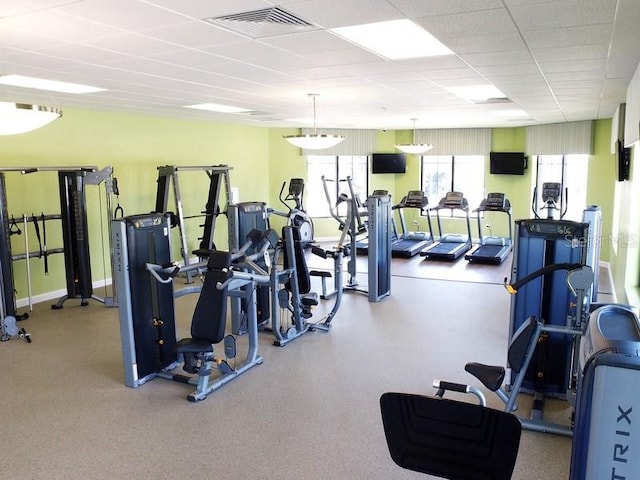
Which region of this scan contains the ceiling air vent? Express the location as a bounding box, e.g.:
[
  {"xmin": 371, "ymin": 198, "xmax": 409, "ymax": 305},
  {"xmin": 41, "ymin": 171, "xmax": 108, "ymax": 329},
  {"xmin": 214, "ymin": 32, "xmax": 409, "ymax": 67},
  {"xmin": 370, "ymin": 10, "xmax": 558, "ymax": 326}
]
[
  {"xmin": 474, "ymin": 97, "xmax": 512, "ymax": 105},
  {"xmin": 203, "ymin": 7, "xmax": 315, "ymax": 39}
]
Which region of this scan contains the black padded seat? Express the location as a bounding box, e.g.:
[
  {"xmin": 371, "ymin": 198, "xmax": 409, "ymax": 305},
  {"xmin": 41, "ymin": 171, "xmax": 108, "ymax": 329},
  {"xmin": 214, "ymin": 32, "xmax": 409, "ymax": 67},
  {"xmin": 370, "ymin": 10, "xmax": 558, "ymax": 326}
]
[
  {"xmin": 301, "ymin": 292, "xmax": 319, "ymax": 307},
  {"xmin": 465, "ymin": 316, "xmax": 539, "ymax": 393},
  {"xmin": 174, "ymin": 251, "xmax": 231, "ymax": 358},
  {"xmin": 309, "ymin": 270, "xmax": 331, "ymax": 278},
  {"xmin": 175, "ymin": 338, "xmax": 214, "ymax": 354},
  {"xmin": 380, "ymin": 392, "xmax": 522, "ymax": 480},
  {"xmin": 465, "ymin": 362, "xmax": 505, "ymax": 392}
]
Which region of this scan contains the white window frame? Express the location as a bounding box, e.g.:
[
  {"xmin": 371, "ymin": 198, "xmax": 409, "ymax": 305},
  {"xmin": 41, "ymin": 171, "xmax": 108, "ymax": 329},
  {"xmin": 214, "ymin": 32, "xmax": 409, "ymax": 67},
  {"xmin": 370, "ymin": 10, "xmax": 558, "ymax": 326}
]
[{"xmin": 421, "ymin": 154, "xmax": 485, "ymax": 218}]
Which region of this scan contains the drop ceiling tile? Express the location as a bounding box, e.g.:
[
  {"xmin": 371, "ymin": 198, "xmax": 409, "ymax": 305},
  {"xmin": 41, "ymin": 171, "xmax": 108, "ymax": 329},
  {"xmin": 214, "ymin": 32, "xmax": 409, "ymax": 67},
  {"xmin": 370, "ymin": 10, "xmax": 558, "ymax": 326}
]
[
  {"xmin": 148, "ymin": 49, "xmax": 230, "ymax": 69},
  {"xmin": 522, "ymin": 24, "xmax": 613, "ymax": 49},
  {"xmin": 507, "ymin": 0, "xmax": 615, "ymax": 30},
  {"xmin": 387, "ymin": 0, "xmax": 504, "ymax": 17},
  {"xmin": 0, "ymin": 25, "xmax": 68, "ymax": 50},
  {"xmin": 545, "ymin": 70, "xmax": 605, "ymax": 82},
  {"xmin": 606, "ymin": 58, "xmax": 640, "ymax": 79},
  {"xmin": 0, "ymin": 50, "xmax": 81, "ymax": 71},
  {"xmin": 37, "ymin": 43, "xmax": 133, "ymax": 64},
  {"xmin": 57, "ymin": 0, "xmax": 189, "ymax": 31},
  {"xmin": 531, "ymin": 44, "xmax": 609, "ymax": 62},
  {"xmin": 0, "ymin": 0, "xmax": 42, "ymax": 16},
  {"xmin": 416, "ymin": 8, "xmax": 516, "ymax": 42},
  {"xmin": 0, "ymin": 10, "xmax": 122, "ymax": 43},
  {"xmin": 141, "ymin": 19, "xmax": 244, "ymax": 48},
  {"xmin": 404, "ymin": 55, "xmax": 469, "ymax": 72},
  {"xmin": 443, "ymin": 33, "xmax": 527, "ymax": 55},
  {"xmin": 540, "ymin": 58, "xmax": 606, "ymax": 74},
  {"xmin": 84, "ymin": 33, "xmax": 185, "ymax": 57},
  {"xmin": 199, "ymin": 40, "xmax": 321, "ymax": 71},
  {"xmin": 476, "ymin": 62, "xmax": 540, "ymax": 77},
  {"xmin": 289, "ymin": 47, "xmax": 382, "ymax": 68},
  {"xmin": 261, "ymin": 30, "xmax": 360, "ymax": 55},
  {"xmin": 420, "ymin": 68, "xmax": 485, "ymax": 82},
  {"xmin": 459, "ymin": 50, "xmax": 533, "ymax": 67}
]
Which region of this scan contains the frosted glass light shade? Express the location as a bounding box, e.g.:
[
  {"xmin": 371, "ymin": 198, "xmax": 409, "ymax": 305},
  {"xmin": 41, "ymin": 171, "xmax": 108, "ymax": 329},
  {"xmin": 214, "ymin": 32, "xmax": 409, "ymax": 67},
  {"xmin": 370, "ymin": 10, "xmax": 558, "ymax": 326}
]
[
  {"xmin": 395, "ymin": 143, "xmax": 434, "ymax": 154},
  {"xmin": 0, "ymin": 102, "xmax": 61, "ymax": 135},
  {"xmin": 284, "ymin": 134, "xmax": 345, "ymax": 150}
]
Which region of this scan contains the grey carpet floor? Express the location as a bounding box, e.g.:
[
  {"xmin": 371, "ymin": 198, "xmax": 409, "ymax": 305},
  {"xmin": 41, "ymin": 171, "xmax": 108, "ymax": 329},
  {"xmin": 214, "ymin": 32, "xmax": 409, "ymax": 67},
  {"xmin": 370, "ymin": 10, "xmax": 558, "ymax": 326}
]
[{"xmin": 0, "ymin": 275, "xmax": 572, "ymax": 480}]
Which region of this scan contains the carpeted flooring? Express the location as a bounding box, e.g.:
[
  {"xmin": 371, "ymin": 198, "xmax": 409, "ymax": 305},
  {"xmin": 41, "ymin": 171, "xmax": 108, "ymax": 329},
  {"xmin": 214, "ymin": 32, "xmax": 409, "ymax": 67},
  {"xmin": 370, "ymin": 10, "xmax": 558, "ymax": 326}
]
[{"xmin": 0, "ymin": 266, "xmax": 578, "ymax": 480}]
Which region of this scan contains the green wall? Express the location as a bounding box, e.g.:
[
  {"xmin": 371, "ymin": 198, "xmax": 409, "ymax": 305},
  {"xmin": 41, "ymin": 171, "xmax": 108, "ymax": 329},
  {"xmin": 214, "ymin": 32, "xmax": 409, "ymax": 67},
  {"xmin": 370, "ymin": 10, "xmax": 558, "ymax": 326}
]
[
  {"xmin": 0, "ymin": 107, "xmax": 631, "ymax": 305},
  {"xmin": 0, "ymin": 107, "xmax": 272, "ymax": 302}
]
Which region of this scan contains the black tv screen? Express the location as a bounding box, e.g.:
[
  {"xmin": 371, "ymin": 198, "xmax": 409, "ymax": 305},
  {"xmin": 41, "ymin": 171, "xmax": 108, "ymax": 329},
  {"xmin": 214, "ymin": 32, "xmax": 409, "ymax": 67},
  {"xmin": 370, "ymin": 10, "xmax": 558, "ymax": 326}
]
[
  {"xmin": 489, "ymin": 152, "xmax": 526, "ymax": 175},
  {"xmin": 372, "ymin": 153, "xmax": 406, "ymax": 174}
]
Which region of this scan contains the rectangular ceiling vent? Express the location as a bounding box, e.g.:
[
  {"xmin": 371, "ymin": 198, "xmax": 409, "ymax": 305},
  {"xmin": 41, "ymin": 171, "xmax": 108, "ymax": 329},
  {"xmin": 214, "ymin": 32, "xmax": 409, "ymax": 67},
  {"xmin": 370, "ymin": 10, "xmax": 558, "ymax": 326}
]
[
  {"xmin": 203, "ymin": 7, "xmax": 315, "ymax": 39},
  {"xmin": 474, "ymin": 97, "xmax": 512, "ymax": 105}
]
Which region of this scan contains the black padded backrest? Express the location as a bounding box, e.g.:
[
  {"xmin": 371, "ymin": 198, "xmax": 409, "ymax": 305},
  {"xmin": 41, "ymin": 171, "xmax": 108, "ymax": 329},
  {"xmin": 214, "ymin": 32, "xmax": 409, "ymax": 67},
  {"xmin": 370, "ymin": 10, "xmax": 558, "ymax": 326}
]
[
  {"xmin": 191, "ymin": 251, "xmax": 230, "ymax": 344},
  {"xmin": 380, "ymin": 392, "xmax": 521, "ymax": 480},
  {"xmin": 282, "ymin": 225, "xmax": 311, "ymax": 294},
  {"xmin": 507, "ymin": 316, "xmax": 538, "ymax": 374}
]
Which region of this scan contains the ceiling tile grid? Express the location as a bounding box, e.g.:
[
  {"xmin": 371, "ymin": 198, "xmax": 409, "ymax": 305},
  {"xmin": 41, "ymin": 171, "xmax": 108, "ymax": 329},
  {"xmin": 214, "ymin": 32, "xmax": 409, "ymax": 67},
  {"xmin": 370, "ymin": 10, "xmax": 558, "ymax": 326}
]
[{"xmin": 0, "ymin": 0, "xmax": 637, "ymax": 129}]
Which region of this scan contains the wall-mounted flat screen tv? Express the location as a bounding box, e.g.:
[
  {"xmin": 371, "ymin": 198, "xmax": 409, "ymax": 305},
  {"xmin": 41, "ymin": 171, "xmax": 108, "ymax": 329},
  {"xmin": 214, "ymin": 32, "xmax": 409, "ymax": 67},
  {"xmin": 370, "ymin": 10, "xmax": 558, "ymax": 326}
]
[
  {"xmin": 616, "ymin": 140, "xmax": 631, "ymax": 181},
  {"xmin": 489, "ymin": 152, "xmax": 527, "ymax": 175},
  {"xmin": 371, "ymin": 153, "xmax": 407, "ymax": 174}
]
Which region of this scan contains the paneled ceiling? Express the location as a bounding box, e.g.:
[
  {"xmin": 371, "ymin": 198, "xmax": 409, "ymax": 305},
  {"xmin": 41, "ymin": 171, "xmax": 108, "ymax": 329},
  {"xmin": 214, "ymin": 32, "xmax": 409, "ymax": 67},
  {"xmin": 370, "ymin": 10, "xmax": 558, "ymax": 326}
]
[{"xmin": 0, "ymin": 0, "xmax": 638, "ymax": 130}]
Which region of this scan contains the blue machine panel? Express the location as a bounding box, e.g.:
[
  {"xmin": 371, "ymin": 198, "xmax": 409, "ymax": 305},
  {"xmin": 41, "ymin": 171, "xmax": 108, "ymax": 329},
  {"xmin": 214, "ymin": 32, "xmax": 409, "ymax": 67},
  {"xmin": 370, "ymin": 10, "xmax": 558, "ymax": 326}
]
[{"xmin": 510, "ymin": 219, "xmax": 588, "ymax": 395}]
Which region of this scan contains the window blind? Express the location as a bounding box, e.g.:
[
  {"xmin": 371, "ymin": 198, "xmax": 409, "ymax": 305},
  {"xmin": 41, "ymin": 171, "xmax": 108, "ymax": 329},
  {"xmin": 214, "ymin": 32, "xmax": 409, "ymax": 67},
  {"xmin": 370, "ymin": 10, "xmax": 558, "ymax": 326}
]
[
  {"xmin": 526, "ymin": 120, "xmax": 594, "ymax": 155},
  {"xmin": 300, "ymin": 128, "xmax": 377, "ymax": 155},
  {"xmin": 414, "ymin": 128, "xmax": 491, "ymax": 155}
]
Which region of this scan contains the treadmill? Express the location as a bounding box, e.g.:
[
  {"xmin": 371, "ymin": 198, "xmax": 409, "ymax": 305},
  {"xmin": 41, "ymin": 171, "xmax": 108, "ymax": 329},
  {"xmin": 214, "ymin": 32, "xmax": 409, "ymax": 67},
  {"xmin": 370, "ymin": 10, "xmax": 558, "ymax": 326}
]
[
  {"xmin": 465, "ymin": 192, "xmax": 512, "ymax": 264},
  {"xmin": 420, "ymin": 191, "xmax": 472, "ymax": 261},
  {"xmin": 390, "ymin": 190, "xmax": 433, "ymax": 258}
]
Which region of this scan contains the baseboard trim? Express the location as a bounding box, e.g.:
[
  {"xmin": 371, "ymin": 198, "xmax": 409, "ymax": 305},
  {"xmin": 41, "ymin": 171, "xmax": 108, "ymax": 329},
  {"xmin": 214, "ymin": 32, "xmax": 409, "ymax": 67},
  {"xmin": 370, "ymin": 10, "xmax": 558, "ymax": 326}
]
[{"xmin": 16, "ymin": 278, "xmax": 113, "ymax": 308}]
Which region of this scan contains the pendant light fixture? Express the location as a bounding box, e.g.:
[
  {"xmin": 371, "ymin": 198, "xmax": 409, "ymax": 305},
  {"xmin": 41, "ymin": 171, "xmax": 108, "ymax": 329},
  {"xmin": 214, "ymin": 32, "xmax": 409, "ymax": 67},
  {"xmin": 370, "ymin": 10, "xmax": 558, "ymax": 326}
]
[
  {"xmin": 395, "ymin": 118, "xmax": 433, "ymax": 154},
  {"xmin": 284, "ymin": 93, "xmax": 345, "ymax": 150},
  {"xmin": 0, "ymin": 102, "xmax": 62, "ymax": 135}
]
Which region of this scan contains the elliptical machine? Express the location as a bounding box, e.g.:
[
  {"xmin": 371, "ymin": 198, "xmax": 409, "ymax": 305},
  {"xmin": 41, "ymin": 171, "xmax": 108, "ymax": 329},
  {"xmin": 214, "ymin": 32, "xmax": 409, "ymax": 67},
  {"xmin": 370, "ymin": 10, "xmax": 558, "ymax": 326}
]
[
  {"xmin": 275, "ymin": 178, "xmax": 314, "ymax": 247},
  {"xmin": 533, "ymin": 181, "xmax": 568, "ymax": 219}
]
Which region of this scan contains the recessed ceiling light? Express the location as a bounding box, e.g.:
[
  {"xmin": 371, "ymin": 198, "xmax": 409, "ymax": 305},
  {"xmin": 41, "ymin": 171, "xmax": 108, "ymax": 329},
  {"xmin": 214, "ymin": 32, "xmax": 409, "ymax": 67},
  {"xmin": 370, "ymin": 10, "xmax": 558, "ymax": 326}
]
[
  {"xmin": 185, "ymin": 103, "xmax": 253, "ymax": 113},
  {"xmin": 330, "ymin": 19, "xmax": 454, "ymax": 60},
  {"xmin": 0, "ymin": 74, "xmax": 105, "ymax": 94},
  {"xmin": 446, "ymin": 85, "xmax": 508, "ymax": 103}
]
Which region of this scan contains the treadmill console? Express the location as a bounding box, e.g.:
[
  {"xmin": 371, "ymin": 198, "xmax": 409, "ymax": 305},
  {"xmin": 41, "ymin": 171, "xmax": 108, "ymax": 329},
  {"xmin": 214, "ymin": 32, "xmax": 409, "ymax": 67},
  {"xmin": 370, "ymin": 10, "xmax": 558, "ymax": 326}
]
[
  {"xmin": 403, "ymin": 190, "xmax": 428, "ymax": 208},
  {"xmin": 484, "ymin": 192, "xmax": 509, "ymax": 211},
  {"xmin": 442, "ymin": 191, "xmax": 465, "ymax": 208}
]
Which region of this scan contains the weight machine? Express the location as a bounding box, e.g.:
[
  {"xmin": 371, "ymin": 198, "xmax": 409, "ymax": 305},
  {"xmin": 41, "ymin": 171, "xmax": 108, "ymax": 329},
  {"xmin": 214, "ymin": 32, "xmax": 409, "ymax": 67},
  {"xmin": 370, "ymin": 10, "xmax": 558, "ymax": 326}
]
[
  {"xmin": 321, "ymin": 176, "xmax": 391, "ymax": 303},
  {"xmin": 227, "ymin": 202, "xmax": 345, "ymax": 345},
  {"xmin": 153, "ymin": 165, "xmax": 232, "ymax": 282},
  {"xmin": 0, "ymin": 166, "xmax": 118, "ymax": 342},
  {"xmin": 112, "ymin": 213, "xmax": 263, "ymax": 401}
]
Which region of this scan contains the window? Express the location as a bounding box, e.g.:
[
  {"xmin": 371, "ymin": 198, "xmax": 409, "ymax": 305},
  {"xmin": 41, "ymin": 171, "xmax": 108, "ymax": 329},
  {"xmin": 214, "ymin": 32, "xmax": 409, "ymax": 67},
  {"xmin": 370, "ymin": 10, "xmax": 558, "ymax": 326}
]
[
  {"xmin": 533, "ymin": 155, "xmax": 588, "ymax": 221},
  {"xmin": 421, "ymin": 155, "xmax": 485, "ymax": 216},
  {"xmin": 306, "ymin": 155, "xmax": 368, "ymax": 217}
]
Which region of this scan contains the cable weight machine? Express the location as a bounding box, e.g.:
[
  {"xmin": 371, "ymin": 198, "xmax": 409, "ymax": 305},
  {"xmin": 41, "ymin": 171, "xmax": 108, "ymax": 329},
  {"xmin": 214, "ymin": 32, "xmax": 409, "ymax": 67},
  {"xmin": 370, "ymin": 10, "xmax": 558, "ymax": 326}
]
[{"xmin": 0, "ymin": 166, "xmax": 118, "ymax": 342}]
